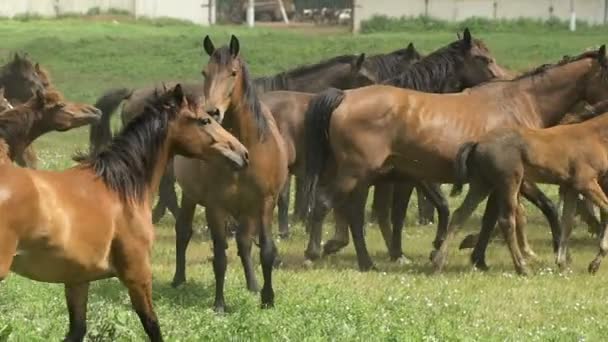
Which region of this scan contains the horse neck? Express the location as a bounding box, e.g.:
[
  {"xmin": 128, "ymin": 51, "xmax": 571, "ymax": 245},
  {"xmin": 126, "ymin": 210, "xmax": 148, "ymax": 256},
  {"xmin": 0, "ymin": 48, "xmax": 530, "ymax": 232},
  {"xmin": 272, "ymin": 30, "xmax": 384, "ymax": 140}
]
[
  {"xmin": 285, "ymin": 63, "xmax": 352, "ymax": 91},
  {"xmin": 0, "ymin": 109, "xmax": 35, "ymax": 160},
  {"xmin": 225, "ymin": 76, "xmax": 261, "ymax": 146},
  {"xmin": 518, "ymin": 59, "xmax": 595, "ymax": 127}
]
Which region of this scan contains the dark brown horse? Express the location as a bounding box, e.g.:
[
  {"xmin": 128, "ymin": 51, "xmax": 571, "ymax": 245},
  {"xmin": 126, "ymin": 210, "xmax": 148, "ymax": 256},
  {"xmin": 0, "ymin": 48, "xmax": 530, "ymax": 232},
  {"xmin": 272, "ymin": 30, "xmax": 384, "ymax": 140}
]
[
  {"xmin": 451, "ymin": 78, "xmax": 608, "ymax": 275},
  {"xmin": 0, "ymin": 88, "xmax": 101, "ymax": 164},
  {"xmin": 0, "ymin": 84, "xmax": 249, "ymax": 341},
  {"xmin": 88, "ymin": 53, "xmax": 368, "ymax": 224},
  {"xmin": 303, "ymin": 29, "xmax": 508, "ymax": 265},
  {"xmin": 172, "ymin": 36, "xmax": 288, "ymax": 312},
  {"xmin": 303, "ymin": 45, "xmax": 608, "ymax": 272}
]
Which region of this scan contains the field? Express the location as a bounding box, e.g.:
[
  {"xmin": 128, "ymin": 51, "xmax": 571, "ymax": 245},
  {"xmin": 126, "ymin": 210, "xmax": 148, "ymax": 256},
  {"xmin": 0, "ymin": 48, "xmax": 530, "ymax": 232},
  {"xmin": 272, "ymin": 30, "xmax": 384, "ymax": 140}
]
[{"xmin": 2, "ymin": 17, "xmax": 608, "ymax": 341}]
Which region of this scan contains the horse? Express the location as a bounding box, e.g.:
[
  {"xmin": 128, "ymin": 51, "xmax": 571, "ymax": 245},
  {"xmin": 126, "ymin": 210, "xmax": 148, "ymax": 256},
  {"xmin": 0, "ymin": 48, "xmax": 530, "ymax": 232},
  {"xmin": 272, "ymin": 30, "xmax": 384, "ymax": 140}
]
[
  {"xmin": 88, "ymin": 53, "xmax": 368, "ymax": 224},
  {"xmin": 309, "ymin": 29, "xmax": 512, "ymax": 263},
  {"xmin": 302, "ymin": 45, "xmax": 608, "ymax": 272},
  {"xmin": 302, "ymin": 28, "xmax": 509, "ymax": 267},
  {"xmin": 172, "ymin": 35, "xmax": 288, "ymax": 312},
  {"xmin": 0, "ymin": 88, "xmax": 101, "ymax": 164},
  {"xmin": 457, "ymin": 99, "xmax": 608, "ymax": 250},
  {"xmin": 0, "ymin": 87, "xmax": 14, "ymax": 112},
  {"xmin": 265, "ymin": 43, "xmax": 423, "ymax": 238},
  {"xmin": 0, "ymin": 53, "xmax": 55, "ymax": 168},
  {"xmin": 451, "ymin": 89, "xmax": 608, "ymax": 275},
  {"xmin": 0, "ymin": 84, "xmax": 249, "ymax": 341}
]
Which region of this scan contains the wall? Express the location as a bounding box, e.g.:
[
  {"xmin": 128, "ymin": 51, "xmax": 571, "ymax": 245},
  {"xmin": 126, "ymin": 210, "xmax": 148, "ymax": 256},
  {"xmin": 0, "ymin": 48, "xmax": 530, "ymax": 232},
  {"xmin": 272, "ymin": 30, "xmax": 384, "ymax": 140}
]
[
  {"xmin": 0, "ymin": 0, "xmax": 210, "ymax": 25},
  {"xmin": 353, "ymin": 0, "xmax": 608, "ymax": 32}
]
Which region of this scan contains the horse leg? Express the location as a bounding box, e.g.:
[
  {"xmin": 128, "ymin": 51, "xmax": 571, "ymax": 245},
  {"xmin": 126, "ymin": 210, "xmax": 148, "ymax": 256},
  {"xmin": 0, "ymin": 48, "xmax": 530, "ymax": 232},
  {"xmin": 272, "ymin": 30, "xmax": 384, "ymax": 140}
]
[
  {"xmin": 417, "ymin": 187, "xmax": 435, "ymax": 225},
  {"xmin": 373, "ymin": 182, "xmax": 394, "ymax": 255},
  {"xmin": 496, "ymin": 185, "xmax": 529, "ymax": 275},
  {"xmin": 152, "ymin": 162, "xmax": 179, "ymax": 224},
  {"xmin": 206, "ymin": 206, "xmax": 229, "ymax": 313},
  {"xmin": 520, "ymin": 181, "xmax": 561, "ymax": 253},
  {"xmin": 293, "ymin": 177, "xmax": 307, "ymax": 223},
  {"xmin": 304, "ymin": 195, "xmax": 331, "ymax": 261},
  {"xmin": 416, "ymin": 182, "xmax": 449, "ymax": 250},
  {"xmin": 323, "ymin": 207, "xmax": 352, "ymax": 256},
  {"xmin": 171, "ymin": 195, "xmax": 196, "ymax": 288},
  {"xmin": 0, "ymin": 229, "xmax": 16, "ymax": 282},
  {"xmin": 63, "ymin": 283, "xmax": 90, "ymax": 342},
  {"xmin": 514, "ymin": 202, "xmax": 537, "ymax": 261},
  {"xmin": 578, "ymin": 180, "xmax": 608, "ymax": 274},
  {"xmin": 556, "ymin": 188, "xmax": 577, "ymax": 270},
  {"xmin": 277, "ymin": 177, "xmax": 291, "ymax": 239},
  {"xmin": 577, "ymin": 197, "xmax": 602, "ymax": 236},
  {"xmin": 432, "ymin": 181, "xmax": 490, "ymax": 272},
  {"xmin": 259, "ymin": 199, "xmax": 278, "ymax": 308},
  {"xmin": 115, "ymin": 248, "xmax": 162, "ymax": 341},
  {"xmin": 236, "ymin": 218, "xmax": 260, "ymax": 293},
  {"xmin": 341, "ymin": 186, "xmax": 376, "ymax": 271},
  {"xmin": 471, "ymin": 192, "xmax": 500, "ymax": 271},
  {"xmin": 389, "ymin": 182, "xmax": 414, "ymax": 262}
]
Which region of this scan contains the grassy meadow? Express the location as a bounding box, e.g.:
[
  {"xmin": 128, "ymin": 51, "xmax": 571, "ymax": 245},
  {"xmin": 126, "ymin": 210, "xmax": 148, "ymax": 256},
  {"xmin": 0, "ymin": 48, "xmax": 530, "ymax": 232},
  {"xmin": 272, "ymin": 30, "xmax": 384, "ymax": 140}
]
[{"xmin": 1, "ymin": 17, "xmax": 608, "ymax": 341}]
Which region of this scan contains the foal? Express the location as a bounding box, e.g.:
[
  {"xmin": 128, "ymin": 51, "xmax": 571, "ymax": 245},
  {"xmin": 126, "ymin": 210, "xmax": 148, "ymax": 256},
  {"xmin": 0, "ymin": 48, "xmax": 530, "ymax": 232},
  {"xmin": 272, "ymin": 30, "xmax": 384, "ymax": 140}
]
[
  {"xmin": 0, "ymin": 84, "xmax": 249, "ymax": 341},
  {"xmin": 0, "ymin": 88, "xmax": 100, "ymax": 164}
]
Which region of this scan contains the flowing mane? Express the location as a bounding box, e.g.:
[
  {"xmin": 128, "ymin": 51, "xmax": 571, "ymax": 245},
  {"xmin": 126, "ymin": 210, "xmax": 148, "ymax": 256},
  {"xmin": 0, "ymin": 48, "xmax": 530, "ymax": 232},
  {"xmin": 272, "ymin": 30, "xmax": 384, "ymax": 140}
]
[
  {"xmin": 79, "ymin": 90, "xmax": 198, "ymax": 203},
  {"xmin": 383, "ymin": 39, "xmax": 487, "ymax": 92},
  {"xmin": 364, "ymin": 45, "xmax": 421, "ymax": 81},
  {"xmin": 211, "ymin": 46, "xmax": 269, "ymax": 140}
]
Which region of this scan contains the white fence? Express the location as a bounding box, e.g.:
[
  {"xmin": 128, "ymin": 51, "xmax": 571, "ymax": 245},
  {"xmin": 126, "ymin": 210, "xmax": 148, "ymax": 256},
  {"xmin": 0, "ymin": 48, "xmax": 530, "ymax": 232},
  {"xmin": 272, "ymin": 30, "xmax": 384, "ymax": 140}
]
[
  {"xmin": 0, "ymin": 0, "xmax": 211, "ymax": 25},
  {"xmin": 353, "ymin": 0, "xmax": 608, "ymax": 32}
]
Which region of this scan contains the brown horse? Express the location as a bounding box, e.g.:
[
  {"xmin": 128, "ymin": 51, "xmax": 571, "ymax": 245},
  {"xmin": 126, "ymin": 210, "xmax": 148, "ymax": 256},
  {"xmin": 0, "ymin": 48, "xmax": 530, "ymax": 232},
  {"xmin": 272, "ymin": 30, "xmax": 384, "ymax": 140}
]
[
  {"xmin": 0, "ymin": 53, "xmax": 55, "ymax": 169},
  {"xmin": 0, "ymin": 84, "xmax": 249, "ymax": 341},
  {"xmin": 172, "ymin": 35, "xmax": 288, "ymax": 311},
  {"xmin": 303, "ymin": 45, "xmax": 608, "ymax": 272},
  {"xmin": 451, "ymin": 89, "xmax": 608, "ymax": 275},
  {"xmin": 88, "ymin": 53, "xmax": 368, "ymax": 224},
  {"xmin": 0, "ymin": 88, "xmax": 101, "ymax": 164},
  {"xmin": 303, "ymin": 29, "xmax": 508, "ymax": 266}
]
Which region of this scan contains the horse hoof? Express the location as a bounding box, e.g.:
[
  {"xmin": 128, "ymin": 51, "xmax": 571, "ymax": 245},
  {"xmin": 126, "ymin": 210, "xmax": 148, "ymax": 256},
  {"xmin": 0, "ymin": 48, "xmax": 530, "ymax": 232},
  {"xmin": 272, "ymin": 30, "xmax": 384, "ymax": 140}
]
[
  {"xmin": 395, "ymin": 255, "xmax": 412, "ymax": 265},
  {"xmin": 273, "ymin": 257, "xmax": 283, "ymax": 269},
  {"xmin": 304, "ymin": 250, "xmax": 321, "ymax": 261},
  {"xmin": 359, "ymin": 262, "xmax": 377, "ymax": 272},
  {"xmin": 171, "ymin": 277, "xmax": 185, "ymax": 288},
  {"xmin": 472, "ymin": 257, "xmax": 489, "ymax": 271},
  {"xmin": 261, "ymin": 288, "xmax": 274, "ymax": 308},
  {"xmin": 430, "ymin": 250, "xmax": 446, "ymax": 272},
  {"xmin": 302, "ymin": 259, "xmax": 314, "ymax": 269},
  {"xmin": 522, "ymin": 250, "xmax": 539, "ymax": 262},
  {"xmin": 323, "ymin": 240, "xmax": 347, "ymax": 256},
  {"xmin": 516, "ymin": 264, "xmax": 531, "ymax": 276},
  {"xmin": 213, "ymin": 303, "xmax": 227, "ymax": 314},
  {"xmin": 588, "ymin": 260, "xmax": 601, "ymax": 274}
]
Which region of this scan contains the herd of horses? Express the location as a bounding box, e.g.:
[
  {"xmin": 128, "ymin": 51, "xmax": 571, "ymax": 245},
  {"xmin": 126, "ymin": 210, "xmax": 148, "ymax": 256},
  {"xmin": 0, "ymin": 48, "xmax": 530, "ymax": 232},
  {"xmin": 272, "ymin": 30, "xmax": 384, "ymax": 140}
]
[{"xmin": 2, "ymin": 28, "xmax": 608, "ymax": 341}]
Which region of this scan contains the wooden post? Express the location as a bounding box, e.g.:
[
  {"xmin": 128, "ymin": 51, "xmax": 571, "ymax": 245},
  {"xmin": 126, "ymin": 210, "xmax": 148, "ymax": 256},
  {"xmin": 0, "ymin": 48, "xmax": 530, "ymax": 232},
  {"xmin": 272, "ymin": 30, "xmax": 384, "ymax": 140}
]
[
  {"xmin": 277, "ymin": 0, "xmax": 289, "ymax": 24},
  {"xmin": 247, "ymin": 0, "xmax": 255, "ymax": 27}
]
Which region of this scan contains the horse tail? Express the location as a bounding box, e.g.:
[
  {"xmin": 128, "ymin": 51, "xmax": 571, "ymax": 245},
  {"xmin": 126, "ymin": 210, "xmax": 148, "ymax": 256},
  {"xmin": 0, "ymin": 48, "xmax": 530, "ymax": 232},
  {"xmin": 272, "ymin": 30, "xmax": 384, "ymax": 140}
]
[
  {"xmin": 89, "ymin": 87, "xmax": 132, "ymax": 154},
  {"xmin": 450, "ymin": 141, "xmax": 478, "ymax": 197},
  {"xmin": 303, "ymin": 87, "xmax": 345, "ymax": 218}
]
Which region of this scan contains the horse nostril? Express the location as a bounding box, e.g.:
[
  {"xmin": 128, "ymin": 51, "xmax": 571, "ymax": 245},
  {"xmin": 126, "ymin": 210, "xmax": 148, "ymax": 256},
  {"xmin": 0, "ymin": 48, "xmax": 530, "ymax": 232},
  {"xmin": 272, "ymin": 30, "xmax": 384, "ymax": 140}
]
[
  {"xmin": 244, "ymin": 151, "xmax": 249, "ymax": 161},
  {"xmin": 206, "ymin": 108, "xmax": 220, "ymax": 121}
]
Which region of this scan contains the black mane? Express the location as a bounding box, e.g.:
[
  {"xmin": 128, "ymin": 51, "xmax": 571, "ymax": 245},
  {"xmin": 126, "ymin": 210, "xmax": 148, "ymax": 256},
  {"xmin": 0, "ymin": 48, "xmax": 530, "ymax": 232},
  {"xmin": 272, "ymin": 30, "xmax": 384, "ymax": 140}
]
[
  {"xmin": 382, "ymin": 39, "xmax": 470, "ymax": 93},
  {"xmin": 78, "ymin": 90, "xmax": 190, "ymax": 203},
  {"xmin": 365, "ymin": 46, "xmax": 421, "ymax": 82},
  {"xmin": 211, "ymin": 46, "xmax": 268, "ymax": 140}
]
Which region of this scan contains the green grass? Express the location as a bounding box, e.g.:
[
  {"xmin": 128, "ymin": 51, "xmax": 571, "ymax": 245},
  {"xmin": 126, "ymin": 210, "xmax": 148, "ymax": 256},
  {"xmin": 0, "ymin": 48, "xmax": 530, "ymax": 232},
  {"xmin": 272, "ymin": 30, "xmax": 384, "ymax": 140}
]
[{"xmin": 1, "ymin": 18, "xmax": 608, "ymax": 341}]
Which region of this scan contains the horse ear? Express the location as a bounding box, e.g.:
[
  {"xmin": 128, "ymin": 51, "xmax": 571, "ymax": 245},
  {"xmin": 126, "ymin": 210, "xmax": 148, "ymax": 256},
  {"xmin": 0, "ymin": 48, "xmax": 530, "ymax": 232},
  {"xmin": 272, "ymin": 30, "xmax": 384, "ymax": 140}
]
[
  {"xmin": 406, "ymin": 42, "xmax": 415, "ymax": 52},
  {"xmin": 353, "ymin": 53, "xmax": 365, "ymax": 71},
  {"xmin": 230, "ymin": 35, "xmax": 240, "ymax": 57},
  {"xmin": 599, "ymin": 45, "xmax": 606, "ymax": 65},
  {"xmin": 172, "ymin": 84, "xmax": 185, "ymax": 105},
  {"xmin": 462, "ymin": 28, "xmax": 472, "ymax": 49},
  {"xmin": 203, "ymin": 35, "xmax": 215, "ymax": 57}
]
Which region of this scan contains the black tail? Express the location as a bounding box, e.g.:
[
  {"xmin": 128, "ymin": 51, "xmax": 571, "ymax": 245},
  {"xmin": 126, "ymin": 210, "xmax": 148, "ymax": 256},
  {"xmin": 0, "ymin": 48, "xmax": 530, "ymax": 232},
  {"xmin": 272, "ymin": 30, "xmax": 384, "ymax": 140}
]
[
  {"xmin": 89, "ymin": 88, "xmax": 132, "ymax": 154},
  {"xmin": 302, "ymin": 88, "xmax": 345, "ymax": 217},
  {"xmin": 449, "ymin": 141, "xmax": 478, "ymax": 197}
]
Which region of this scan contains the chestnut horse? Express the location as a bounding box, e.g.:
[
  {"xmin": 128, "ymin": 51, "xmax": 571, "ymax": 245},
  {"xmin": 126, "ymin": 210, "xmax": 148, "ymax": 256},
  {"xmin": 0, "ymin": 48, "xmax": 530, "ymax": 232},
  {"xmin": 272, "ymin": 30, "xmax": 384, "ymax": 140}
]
[
  {"xmin": 303, "ymin": 45, "xmax": 608, "ymax": 272},
  {"xmin": 172, "ymin": 36, "xmax": 288, "ymax": 311},
  {"xmin": 303, "ymin": 28, "xmax": 508, "ymax": 266},
  {"xmin": 0, "ymin": 88, "xmax": 101, "ymax": 164},
  {"xmin": 0, "ymin": 84, "xmax": 249, "ymax": 341},
  {"xmin": 452, "ymin": 92, "xmax": 608, "ymax": 274}
]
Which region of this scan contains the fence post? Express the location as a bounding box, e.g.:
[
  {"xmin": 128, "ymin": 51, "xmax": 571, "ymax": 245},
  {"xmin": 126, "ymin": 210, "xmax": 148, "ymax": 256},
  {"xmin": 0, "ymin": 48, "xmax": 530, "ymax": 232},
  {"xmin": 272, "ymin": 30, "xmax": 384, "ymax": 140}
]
[
  {"xmin": 247, "ymin": 0, "xmax": 255, "ymax": 27},
  {"xmin": 569, "ymin": 0, "xmax": 576, "ymax": 31}
]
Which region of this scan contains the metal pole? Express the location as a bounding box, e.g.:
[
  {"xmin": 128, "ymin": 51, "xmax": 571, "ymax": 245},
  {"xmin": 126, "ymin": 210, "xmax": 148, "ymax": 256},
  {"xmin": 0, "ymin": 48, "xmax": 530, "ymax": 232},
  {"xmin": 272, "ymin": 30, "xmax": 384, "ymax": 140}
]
[
  {"xmin": 604, "ymin": 0, "xmax": 608, "ymax": 24},
  {"xmin": 247, "ymin": 0, "xmax": 255, "ymax": 27},
  {"xmin": 569, "ymin": 0, "xmax": 576, "ymax": 31}
]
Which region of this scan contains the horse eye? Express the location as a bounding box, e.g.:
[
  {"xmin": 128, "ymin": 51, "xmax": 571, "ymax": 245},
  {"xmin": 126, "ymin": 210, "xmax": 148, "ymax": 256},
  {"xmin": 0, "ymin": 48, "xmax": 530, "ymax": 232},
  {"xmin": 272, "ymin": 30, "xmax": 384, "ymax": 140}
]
[
  {"xmin": 198, "ymin": 118, "xmax": 211, "ymax": 126},
  {"xmin": 231, "ymin": 70, "xmax": 237, "ymax": 77}
]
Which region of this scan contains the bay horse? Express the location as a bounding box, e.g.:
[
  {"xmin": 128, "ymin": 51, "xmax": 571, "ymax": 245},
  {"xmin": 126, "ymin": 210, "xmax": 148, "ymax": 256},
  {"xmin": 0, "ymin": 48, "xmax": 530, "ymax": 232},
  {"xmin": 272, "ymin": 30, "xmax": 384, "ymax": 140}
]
[
  {"xmin": 88, "ymin": 53, "xmax": 368, "ymax": 224},
  {"xmin": 451, "ymin": 92, "xmax": 608, "ymax": 275},
  {"xmin": 172, "ymin": 35, "xmax": 288, "ymax": 312},
  {"xmin": 0, "ymin": 88, "xmax": 101, "ymax": 164},
  {"xmin": 0, "ymin": 53, "xmax": 55, "ymax": 169},
  {"xmin": 303, "ymin": 45, "xmax": 608, "ymax": 272},
  {"xmin": 0, "ymin": 84, "xmax": 249, "ymax": 341},
  {"xmin": 303, "ymin": 28, "xmax": 509, "ymax": 266}
]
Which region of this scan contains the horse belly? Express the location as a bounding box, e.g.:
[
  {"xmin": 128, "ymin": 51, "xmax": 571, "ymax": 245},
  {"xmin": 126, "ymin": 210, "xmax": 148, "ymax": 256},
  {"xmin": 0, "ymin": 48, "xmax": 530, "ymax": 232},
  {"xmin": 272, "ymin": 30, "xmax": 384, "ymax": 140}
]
[{"xmin": 11, "ymin": 248, "xmax": 113, "ymax": 283}]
